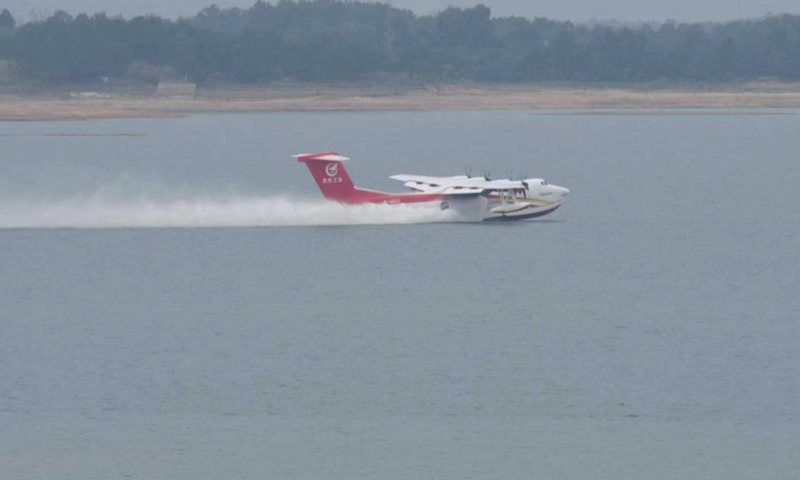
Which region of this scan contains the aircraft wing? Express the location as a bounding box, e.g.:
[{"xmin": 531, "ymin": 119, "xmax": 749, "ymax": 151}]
[
  {"xmin": 390, "ymin": 174, "xmax": 469, "ymax": 185},
  {"xmin": 392, "ymin": 174, "xmax": 526, "ymax": 192},
  {"xmin": 401, "ymin": 181, "xmax": 485, "ymax": 195}
]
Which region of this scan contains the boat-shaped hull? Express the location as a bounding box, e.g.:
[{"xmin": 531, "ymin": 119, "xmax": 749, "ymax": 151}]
[{"xmin": 482, "ymin": 201, "xmax": 562, "ymax": 221}]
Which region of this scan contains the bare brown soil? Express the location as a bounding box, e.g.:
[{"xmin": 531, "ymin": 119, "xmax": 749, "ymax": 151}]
[{"xmin": 3, "ymin": 84, "xmax": 800, "ymax": 121}]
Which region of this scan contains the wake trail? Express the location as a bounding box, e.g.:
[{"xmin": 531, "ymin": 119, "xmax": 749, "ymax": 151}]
[{"xmin": 0, "ymin": 195, "xmax": 473, "ymax": 229}]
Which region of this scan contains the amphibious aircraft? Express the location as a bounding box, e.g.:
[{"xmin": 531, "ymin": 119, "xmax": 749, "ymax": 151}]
[{"xmin": 295, "ymin": 152, "xmax": 569, "ymax": 221}]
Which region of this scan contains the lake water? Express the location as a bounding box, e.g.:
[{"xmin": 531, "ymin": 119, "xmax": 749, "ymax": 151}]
[{"xmin": 1, "ymin": 110, "xmax": 799, "ymax": 479}]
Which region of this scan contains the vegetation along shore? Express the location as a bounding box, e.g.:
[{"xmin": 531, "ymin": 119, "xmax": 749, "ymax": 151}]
[{"xmin": 2, "ymin": 1, "xmax": 800, "ymax": 120}]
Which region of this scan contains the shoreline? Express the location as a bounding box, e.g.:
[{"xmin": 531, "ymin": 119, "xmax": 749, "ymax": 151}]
[{"xmin": 3, "ymin": 84, "xmax": 800, "ymax": 121}]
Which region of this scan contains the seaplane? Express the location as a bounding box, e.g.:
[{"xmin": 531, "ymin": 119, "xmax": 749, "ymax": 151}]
[{"xmin": 295, "ymin": 152, "xmax": 569, "ymax": 221}]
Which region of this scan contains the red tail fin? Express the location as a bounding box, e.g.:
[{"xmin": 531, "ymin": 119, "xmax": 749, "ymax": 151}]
[
  {"xmin": 296, "ymin": 152, "xmax": 395, "ymax": 204},
  {"xmin": 296, "ymin": 152, "xmax": 360, "ymax": 203}
]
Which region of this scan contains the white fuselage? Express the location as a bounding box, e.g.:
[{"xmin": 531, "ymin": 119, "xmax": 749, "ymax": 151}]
[{"xmin": 482, "ymin": 179, "xmax": 570, "ymax": 221}]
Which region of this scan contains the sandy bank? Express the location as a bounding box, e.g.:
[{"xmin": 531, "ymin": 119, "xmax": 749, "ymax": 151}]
[{"xmin": 3, "ymin": 84, "xmax": 800, "ymax": 121}]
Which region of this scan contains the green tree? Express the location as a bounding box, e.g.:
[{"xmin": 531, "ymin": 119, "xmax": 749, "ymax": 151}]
[
  {"xmin": 7, "ymin": 1, "xmax": 800, "ymax": 85},
  {"xmin": 0, "ymin": 9, "xmax": 15, "ymax": 29}
]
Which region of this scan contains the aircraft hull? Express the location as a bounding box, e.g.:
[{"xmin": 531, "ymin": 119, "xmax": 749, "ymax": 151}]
[
  {"xmin": 482, "ymin": 201, "xmax": 562, "ymax": 221},
  {"xmin": 442, "ymin": 197, "xmax": 563, "ymax": 221}
]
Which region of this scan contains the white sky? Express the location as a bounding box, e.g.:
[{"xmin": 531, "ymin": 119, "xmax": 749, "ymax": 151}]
[{"xmin": 4, "ymin": 0, "xmax": 798, "ymax": 23}]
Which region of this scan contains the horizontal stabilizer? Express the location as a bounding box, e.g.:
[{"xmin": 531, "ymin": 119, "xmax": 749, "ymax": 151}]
[{"xmin": 294, "ymin": 152, "xmax": 351, "ymax": 163}]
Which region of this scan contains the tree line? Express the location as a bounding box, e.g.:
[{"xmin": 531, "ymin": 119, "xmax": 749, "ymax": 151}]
[{"xmin": 0, "ymin": 1, "xmax": 799, "ymax": 85}]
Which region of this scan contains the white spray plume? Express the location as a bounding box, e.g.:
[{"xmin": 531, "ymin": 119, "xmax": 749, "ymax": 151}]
[{"xmin": 0, "ymin": 195, "xmax": 482, "ymax": 229}]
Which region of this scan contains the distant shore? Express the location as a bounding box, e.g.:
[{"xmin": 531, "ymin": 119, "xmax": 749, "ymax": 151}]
[{"xmin": 3, "ymin": 83, "xmax": 800, "ymax": 121}]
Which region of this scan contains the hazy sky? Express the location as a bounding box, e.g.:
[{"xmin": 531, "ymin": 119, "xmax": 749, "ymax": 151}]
[{"xmin": 5, "ymin": 0, "xmax": 799, "ymax": 23}]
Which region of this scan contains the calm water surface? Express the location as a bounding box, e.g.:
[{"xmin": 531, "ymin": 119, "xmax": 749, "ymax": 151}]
[{"xmin": 1, "ymin": 111, "xmax": 799, "ymax": 479}]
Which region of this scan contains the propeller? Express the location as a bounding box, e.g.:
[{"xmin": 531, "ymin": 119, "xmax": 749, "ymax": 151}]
[
  {"xmin": 464, "ymin": 167, "xmax": 472, "ymax": 178},
  {"xmin": 506, "ymin": 169, "xmax": 515, "ymax": 181},
  {"xmin": 483, "ymin": 170, "xmax": 492, "ymax": 181}
]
